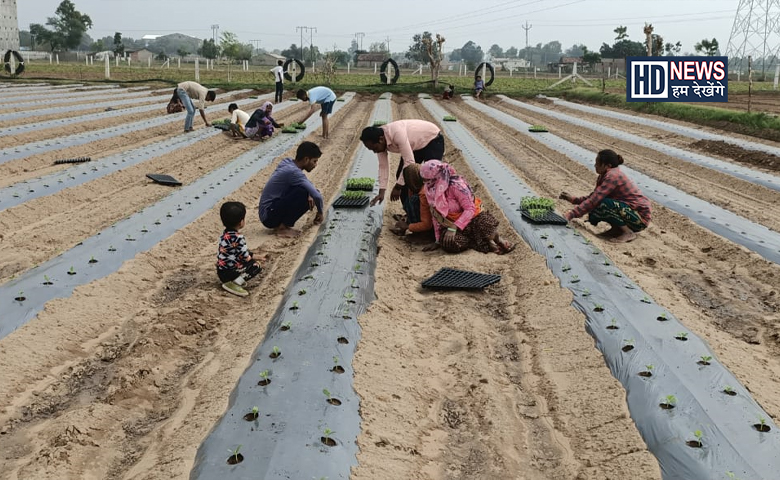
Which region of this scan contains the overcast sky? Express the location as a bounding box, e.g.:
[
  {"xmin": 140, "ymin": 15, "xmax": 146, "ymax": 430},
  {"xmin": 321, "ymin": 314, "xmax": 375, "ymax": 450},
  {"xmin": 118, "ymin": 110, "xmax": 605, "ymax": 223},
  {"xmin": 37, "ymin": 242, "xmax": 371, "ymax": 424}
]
[{"xmin": 18, "ymin": 0, "xmax": 740, "ymax": 55}]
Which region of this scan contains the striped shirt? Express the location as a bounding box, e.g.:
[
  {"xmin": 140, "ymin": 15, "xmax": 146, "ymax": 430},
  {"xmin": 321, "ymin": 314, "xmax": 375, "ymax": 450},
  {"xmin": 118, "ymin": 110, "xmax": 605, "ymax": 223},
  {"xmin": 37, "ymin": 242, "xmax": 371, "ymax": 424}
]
[{"xmin": 569, "ymin": 167, "xmax": 652, "ymax": 224}]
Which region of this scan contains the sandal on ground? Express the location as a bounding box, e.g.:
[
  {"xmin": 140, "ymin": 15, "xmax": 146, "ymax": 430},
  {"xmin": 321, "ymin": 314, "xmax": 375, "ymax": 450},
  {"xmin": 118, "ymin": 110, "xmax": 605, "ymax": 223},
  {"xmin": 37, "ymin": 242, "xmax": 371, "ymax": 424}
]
[{"xmin": 498, "ymin": 240, "xmax": 516, "ymax": 254}]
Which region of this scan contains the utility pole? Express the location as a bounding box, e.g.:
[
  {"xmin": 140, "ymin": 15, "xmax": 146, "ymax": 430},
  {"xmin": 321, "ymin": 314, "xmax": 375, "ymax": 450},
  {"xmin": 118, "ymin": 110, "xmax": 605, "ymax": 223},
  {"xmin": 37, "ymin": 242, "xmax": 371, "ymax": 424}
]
[
  {"xmin": 385, "ymin": 36, "xmax": 391, "ymax": 54},
  {"xmin": 249, "ymin": 39, "xmax": 261, "ymax": 54},
  {"xmin": 297, "ymin": 26, "xmax": 317, "ymax": 66},
  {"xmin": 355, "ymin": 32, "xmax": 365, "ymax": 51},
  {"xmin": 211, "ymin": 24, "xmax": 219, "ymax": 43},
  {"xmin": 522, "ymin": 21, "xmax": 532, "ymax": 59}
]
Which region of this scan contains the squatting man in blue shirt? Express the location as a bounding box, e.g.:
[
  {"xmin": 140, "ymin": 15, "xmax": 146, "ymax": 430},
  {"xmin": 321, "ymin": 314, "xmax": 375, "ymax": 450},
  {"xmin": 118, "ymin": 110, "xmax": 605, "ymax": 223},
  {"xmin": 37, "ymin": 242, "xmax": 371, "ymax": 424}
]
[{"xmin": 258, "ymin": 141, "xmax": 324, "ymax": 238}]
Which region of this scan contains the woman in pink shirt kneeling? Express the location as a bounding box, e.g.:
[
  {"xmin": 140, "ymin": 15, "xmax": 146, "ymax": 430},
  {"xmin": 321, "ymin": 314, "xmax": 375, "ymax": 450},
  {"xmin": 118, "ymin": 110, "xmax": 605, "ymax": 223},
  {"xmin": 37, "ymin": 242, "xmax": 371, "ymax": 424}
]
[
  {"xmin": 420, "ymin": 160, "xmax": 514, "ymax": 254},
  {"xmin": 560, "ymin": 149, "xmax": 651, "ymax": 243}
]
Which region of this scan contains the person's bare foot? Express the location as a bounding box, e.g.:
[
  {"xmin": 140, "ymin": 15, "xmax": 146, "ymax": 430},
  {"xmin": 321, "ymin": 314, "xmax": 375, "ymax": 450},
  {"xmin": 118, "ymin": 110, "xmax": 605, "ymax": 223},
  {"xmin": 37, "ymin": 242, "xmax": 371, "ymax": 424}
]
[
  {"xmin": 274, "ymin": 225, "xmax": 301, "ymax": 238},
  {"xmin": 596, "ymin": 227, "xmax": 622, "ymax": 238},
  {"xmin": 609, "ymin": 231, "xmax": 637, "ymax": 243}
]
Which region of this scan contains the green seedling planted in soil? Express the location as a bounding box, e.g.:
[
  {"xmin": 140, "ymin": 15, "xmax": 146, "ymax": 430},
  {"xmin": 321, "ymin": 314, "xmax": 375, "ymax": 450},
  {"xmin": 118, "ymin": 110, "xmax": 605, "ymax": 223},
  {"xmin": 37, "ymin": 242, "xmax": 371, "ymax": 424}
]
[
  {"xmin": 68, "ymin": 266, "xmax": 76, "ymax": 275},
  {"xmin": 554, "ymin": 251, "xmax": 563, "ymax": 259},
  {"xmin": 43, "ymin": 275, "xmax": 53, "ymax": 285},
  {"xmin": 676, "ymin": 332, "xmax": 688, "ymax": 340},
  {"xmin": 259, "ymin": 369, "xmax": 271, "ymax": 385},
  {"xmin": 603, "ymin": 259, "xmax": 610, "ymax": 266},
  {"xmin": 443, "ymin": 115, "xmax": 457, "ymax": 122},
  {"xmin": 657, "ymin": 312, "xmax": 668, "ymax": 321},
  {"xmin": 661, "ymin": 394, "xmax": 677, "ymax": 408},
  {"xmin": 298, "ymin": 289, "xmax": 307, "ymax": 295},
  {"xmin": 290, "ymin": 301, "xmax": 299, "ymax": 310},
  {"xmin": 561, "ymin": 264, "xmax": 571, "ymax": 272},
  {"xmin": 699, "ymin": 355, "xmax": 713, "ymax": 365},
  {"xmin": 641, "ymin": 296, "xmax": 652, "ymax": 304},
  {"xmin": 281, "ymin": 321, "xmax": 292, "ymax": 331},
  {"xmin": 582, "ymin": 289, "xmax": 591, "ymax": 297},
  {"xmin": 341, "ymin": 190, "xmax": 367, "ymax": 200},
  {"xmin": 271, "ymin": 346, "xmax": 281, "ymax": 358},
  {"xmin": 89, "ymin": 256, "xmax": 97, "ymax": 264},
  {"xmin": 227, "ymin": 445, "xmax": 242, "ymax": 464},
  {"xmin": 593, "ymin": 303, "xmax": 605, "ymax": 312},
  {"xmin": 570, "ymin": 275, "xmax": 580, "ymax": 283}
]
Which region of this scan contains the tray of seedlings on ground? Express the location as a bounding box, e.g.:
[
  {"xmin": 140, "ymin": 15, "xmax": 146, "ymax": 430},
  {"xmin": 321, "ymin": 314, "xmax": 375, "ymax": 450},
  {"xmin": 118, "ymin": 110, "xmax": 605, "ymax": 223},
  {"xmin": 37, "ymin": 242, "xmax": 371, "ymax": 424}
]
[
  {"xmin": 443, "ymin": 115, "xmax": 457, "ymax": 122},
  {"xmin": 211, "ymin": 119, "xmax": 231, "ymax": 131},
  {"xmin": 528, "ymin": 124, "xmax": 549, "ymax": 132},
  {"xmin": 53, "ymin": 156, "xmax": 91, "ymax": 165},
  {"xmin": 372, "ymin": 120, "xmax": 386, "ymax": 126},
  {"xmin": 345, "ymin": 177, "xmax": 375, "ymax": 191},
  {"xmin": 334, "ymin": 190, "xmax": 369, "ymax": 208},
  {"xmin": 519, "ymin": 196, "xmax": 567, "ymax": 225},
  {"xmin": 290, "ymin": 122, "xmax": 306, "ymax": 130},
  {"xmin": 281, "ymin": 125, "xmax": 299, "ymax": 133}
]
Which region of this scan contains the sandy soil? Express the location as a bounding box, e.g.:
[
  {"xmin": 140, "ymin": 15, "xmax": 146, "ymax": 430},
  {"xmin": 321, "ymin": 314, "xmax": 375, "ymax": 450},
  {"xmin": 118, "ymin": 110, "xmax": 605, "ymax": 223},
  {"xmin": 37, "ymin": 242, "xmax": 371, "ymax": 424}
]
[{"xmin": 0, "ymin": 91, "xmax": 778, "ymax": 480}]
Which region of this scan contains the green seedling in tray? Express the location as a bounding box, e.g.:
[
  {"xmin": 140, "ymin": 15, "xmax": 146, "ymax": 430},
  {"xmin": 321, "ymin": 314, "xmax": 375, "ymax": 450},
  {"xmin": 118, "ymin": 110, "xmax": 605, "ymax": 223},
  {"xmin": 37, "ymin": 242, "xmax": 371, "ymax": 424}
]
[
  {"xmin": 443, "ymin": 115, "xmax": 457, "ymax": 122},
  {"xmin": 520, "ymin": 196, "xmax": 555, "ymax": 212},
  {"xmin": 373, "ymin": 120, "xmax": 387, "ymax": 126},
  {"xmin": 528, "ymin": 125, "xmax": 549, "ymax": 132},
  {"xmin": 290, "ymin": 122, "xmax": 306, "ymax": 129},
  {"xmin": 211, "ymin": 119, "xmax": 230, "ymax": 126},
  {"xmin": 341, "ymin": 190, "xmax": 367, "ymax": 200},
  {"xmin": 281, "ymin": 126, "xmax": 298, "ymax": 133},
  {"xmin": 346, "ymin": 177, "xmax": 375, "ymax": 190}
]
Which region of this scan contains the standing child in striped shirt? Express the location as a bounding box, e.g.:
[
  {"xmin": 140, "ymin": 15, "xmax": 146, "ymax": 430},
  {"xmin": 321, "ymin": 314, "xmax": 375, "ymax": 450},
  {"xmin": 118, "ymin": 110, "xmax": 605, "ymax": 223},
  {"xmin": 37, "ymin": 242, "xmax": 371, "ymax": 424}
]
[{"xmin": 560, "ymin": 149, "xmax": 651, "ymax": 243}]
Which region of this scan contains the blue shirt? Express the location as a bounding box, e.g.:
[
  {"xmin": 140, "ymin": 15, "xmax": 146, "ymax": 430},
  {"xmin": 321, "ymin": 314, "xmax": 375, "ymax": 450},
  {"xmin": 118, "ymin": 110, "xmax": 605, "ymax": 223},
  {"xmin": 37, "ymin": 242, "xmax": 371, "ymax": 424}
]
[
  {"xmin": 307, "ymin": 86, "xmax": 336, "ymax": 105},
  {"xmin": 259, "ymin": 158, "xmax": 323, "ymax": 219}
]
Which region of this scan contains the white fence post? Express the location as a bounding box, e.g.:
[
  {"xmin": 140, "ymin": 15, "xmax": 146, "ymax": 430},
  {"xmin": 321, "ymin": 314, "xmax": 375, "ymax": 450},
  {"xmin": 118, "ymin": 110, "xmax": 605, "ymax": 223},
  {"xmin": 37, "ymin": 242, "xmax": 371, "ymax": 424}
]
[
  {"xmin": 774, "ymin": 65, "xmax": 780, "ymax": 90},
  {"xmin": 178, "ymin": 57, "xmax": 181, "ymax": 69},
  {"xmin": 105, "ymin": 54, "xmax": 110, "ymax": 79},
  {"xmin": 49, "ymin": 54, "xmax": 52, "ymax": 64},
  {"xmin": 195, "ymin": 57, "xmax": 200, "ymax": 82},
  {"xmin": 56, "ymin": 54, "xmax": 59, "ymax": 64}
]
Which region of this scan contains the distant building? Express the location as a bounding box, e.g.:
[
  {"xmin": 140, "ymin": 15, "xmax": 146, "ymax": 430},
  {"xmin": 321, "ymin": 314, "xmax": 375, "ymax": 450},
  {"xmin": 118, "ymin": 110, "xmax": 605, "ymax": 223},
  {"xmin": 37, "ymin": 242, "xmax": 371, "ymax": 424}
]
[
  {"xmin": 492, "ymin": 57, "xmax": 531, "ymax": 71},
  {"xmin": 126, "ymin": 48, "xmax": 154, "ymax": 63},
  {"xmin": 0, "ymin": 0, "xmax": 19, "ymax": 51},
  {"xmin": 253, "ymin": 52, "xmax": 285, "ymax": 66},
  {"xmin": 355, "ymin": 52, "xmax": 387, "ymax": 68},
  {"xmin": 548, "ymin": 56, "xmax": 584, "ymax": 73}
]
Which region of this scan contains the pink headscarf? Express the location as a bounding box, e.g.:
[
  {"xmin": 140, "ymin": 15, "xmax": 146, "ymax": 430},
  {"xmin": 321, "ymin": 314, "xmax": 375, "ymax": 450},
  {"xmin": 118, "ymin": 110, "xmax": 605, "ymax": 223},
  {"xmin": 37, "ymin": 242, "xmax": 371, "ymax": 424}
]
[
  {"xmin": 261, "ymin": 101, "xmax": 273, "ymax": 112},
  {"xmin": 420, "ymin": 160, "xmax": 474, "ymax": 217}
]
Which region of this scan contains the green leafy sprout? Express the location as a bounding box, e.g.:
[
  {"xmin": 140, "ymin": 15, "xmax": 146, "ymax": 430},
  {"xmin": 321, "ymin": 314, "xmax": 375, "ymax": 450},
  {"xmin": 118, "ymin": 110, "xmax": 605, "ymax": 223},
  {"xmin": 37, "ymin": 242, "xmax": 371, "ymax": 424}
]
[
  {"xmin": 582, "ymin": 289, "xmax": 591, "ymax": 297},
  {"xmin": 663, "ymin": 394, "xmax": 677, "ymax": 406},
  {"xmin": 323, "ymin": 388, "xmax": 332, "ymax": 400},
  {"xmin": 700, "ymin": 355, "xmax": 713, "ymax": 363},
  {"xmin": 645, "ymin": 364, "xmax": 654, "ymax": 371},
  {"xmin": 228, "ymin": 444, "xmax": 242, "ymax": 462},
  {"xmin": 252, "ymin": 406, "xmax": 259, "ymax": 416},
  {"xmin": 298, "ymin": 289, "xmax": 307, "ymax": 295},
  {"xmin": 333, "ymin": 356, "xmax": 339, "ymax": 365},
  {"xmin": 282, "ymin": 321, "xmax": 292, "ymax": 330},
  {"xmin": 677, "ymin": 332, "xmax": 688, "ymax": 339},
  {"xmin": 259, "ymin": 370, "xmax": 270, "ymax": 383},
  {"xmin": 272, "ymin": 346, "xmax": 281, "ymax": 356},
  {"xmin": 290, "ymin": 301, "xmax": 299, "ymax": 310},
  {"xmin": 641, "ymin": 296, "xmax": 651, "ymax": 304},
  {"xmin": 694, "ymin": 430, "xmax": 703, "ymax": 443}
]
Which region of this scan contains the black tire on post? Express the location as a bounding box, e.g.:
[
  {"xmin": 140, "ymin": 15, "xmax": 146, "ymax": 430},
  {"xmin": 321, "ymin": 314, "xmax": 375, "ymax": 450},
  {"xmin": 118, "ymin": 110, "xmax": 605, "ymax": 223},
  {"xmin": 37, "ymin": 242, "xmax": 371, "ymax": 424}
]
[
  {"xmin": 3, "ymin": 50, "xmax": 25, "ymax": 76},
  {"xmin": 283, "ymin": 58, "xmax": 306, "ymax": 82},
  {"xmin": 379, "ymin": 58, "xmax": 400, "ymax": 84},
  {"xmin": 475, "ymin": 62, "xmax": 495, "ymax": 87}
]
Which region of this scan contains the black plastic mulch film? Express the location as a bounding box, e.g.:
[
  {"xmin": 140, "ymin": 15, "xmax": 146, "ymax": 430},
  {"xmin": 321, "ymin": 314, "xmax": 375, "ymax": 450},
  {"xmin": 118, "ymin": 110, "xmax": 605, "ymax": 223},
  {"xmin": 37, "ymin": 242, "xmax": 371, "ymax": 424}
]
[
  {"xmin": 0, "ymin": 94, "xmax": 355, "ymax": 341},
  {"xmin": 421, "ymin": 95, "xmax": 780, "ymax": 480},
  {"xmin": 190, "ymin": 95, "xmax": 392, "ymax": 480},
  {"xmin": 145, "ymin": 174, "xmax": 182, "ymax": 187},
  {"xmin": 421, "ymin": 268, "xmax": 501, "ymax": 290}
]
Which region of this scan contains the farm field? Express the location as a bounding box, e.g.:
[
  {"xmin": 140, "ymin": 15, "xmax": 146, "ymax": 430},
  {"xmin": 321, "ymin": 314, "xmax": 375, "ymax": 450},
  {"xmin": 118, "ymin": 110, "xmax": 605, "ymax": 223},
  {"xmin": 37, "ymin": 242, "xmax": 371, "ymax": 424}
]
[{"xmin": 0, "ymin": 81, "xmax": 779, "ymax": 480}]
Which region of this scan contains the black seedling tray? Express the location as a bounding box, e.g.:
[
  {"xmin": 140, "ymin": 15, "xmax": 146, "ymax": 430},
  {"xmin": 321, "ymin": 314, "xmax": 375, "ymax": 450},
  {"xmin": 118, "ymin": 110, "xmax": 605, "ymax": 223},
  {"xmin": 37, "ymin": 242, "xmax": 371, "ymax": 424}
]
[
  {"xmin": 333, "ymin": 196, "xmax": 370, "ymax": 208},
  {"xmin": 519, "ymin": 208, "xmax": 568, "ymax": 225},
  {"xmin": 422, "ymin": 268, "xmax": 501, "ymax": 290},
  {"xmin": 345, "ymin": 185, "xmax": 375, "ymax": 191},
  {"xmin": 54, "ymin": 157, "xmax": 91, "ymax": 165},
  {"xmin": 212, "ymin": 124, "xmax": 230, "ymax": 131},
  {"xmin": 146, "ymin": 173, "xmax": 183, "ymax": 187},
  {"xmin": 528, "ymin": 126, "xmax": 549, "ymax": 132}
]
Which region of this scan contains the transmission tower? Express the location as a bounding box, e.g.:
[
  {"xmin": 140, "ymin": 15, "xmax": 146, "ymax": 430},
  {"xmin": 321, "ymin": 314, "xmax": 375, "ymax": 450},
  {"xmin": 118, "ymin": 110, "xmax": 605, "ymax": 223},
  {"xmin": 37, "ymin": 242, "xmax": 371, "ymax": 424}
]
[
  {"xmin": 211, "ymin": 24, "xmax": 219, "ymax": 43},
  {"xmin": 355, "ymin": 32, "xmax": 365, "ymax": 51},
  {"xmin": 726, "ymin": 0, "xmax": 780, "ymax": 77}
]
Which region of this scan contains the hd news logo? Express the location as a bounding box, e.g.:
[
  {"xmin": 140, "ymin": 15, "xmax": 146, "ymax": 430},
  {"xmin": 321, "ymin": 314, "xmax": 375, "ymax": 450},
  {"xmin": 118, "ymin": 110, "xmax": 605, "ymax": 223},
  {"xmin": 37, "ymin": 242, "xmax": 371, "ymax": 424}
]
[{"xmin": 626, "ymin": 56, "xmax": 728, "ymax": 102}]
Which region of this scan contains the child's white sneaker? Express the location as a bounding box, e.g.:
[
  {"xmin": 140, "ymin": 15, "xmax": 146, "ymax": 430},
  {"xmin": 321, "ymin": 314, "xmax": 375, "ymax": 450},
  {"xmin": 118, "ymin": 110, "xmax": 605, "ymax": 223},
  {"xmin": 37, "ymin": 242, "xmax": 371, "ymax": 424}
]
[
  {"xmin": 222, "ymin": 281, "xmax": 248, "ymax": 297},
  {"xmin": 233, "ymin": 275, "xmax": 247, "ymax": 286}
]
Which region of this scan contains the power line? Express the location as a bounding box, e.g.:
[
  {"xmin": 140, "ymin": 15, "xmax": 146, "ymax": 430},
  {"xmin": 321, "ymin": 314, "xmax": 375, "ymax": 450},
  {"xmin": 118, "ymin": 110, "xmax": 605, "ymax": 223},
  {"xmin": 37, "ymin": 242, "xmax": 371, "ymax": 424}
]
[{"xmin": 354, "ymin": 32, "xmax": 365, "ymax": 50}]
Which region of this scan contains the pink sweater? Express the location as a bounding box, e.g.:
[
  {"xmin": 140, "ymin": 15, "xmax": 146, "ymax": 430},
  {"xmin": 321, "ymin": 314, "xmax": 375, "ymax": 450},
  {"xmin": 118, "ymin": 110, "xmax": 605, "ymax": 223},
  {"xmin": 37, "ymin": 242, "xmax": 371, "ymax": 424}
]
[{"xmin": 377, "ymin": 120, "xmax": 441, "ymax": 189}]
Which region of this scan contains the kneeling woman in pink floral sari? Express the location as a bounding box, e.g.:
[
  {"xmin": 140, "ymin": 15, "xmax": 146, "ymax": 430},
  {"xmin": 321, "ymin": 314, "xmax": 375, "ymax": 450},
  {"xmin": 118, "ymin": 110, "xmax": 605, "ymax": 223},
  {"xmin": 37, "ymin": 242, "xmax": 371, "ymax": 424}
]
[{"xmin": 420, "ymin": 160, "xmax": 514, "ymax": 254}]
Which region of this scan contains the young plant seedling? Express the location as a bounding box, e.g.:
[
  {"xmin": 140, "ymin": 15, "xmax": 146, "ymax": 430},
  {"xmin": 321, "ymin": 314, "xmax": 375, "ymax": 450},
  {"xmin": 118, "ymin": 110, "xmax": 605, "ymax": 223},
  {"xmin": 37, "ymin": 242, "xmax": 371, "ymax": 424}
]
[
  {"xmin": 244, "ymin": 406, "xmax": 260, "ymax": 421},
  {"xmin": 351, "ymin": 278, "xmax": 359, "ymax": 289},
  {"xmin": 354, "ymin": 264, "xmax": 362, "ymax": 272},
  {"xmin": 227, "ymin": 445, "xmax": 243, "ymax": 465},
  {"xmin": 281, "ymin": 321, "xmax": 292, "ymax": 331},
  {"xmin": 639, "ymin": 364, "xmax": 654, "ymax": 377},
  {"xmin": 310, "ymin": 261, "xmax": 320, "ymax": 267},
  {"xmin": 323, "ymin": 388, "xmax": 342, "ymax": 405},
  {"xmin": 554, "ymin": 251, "xmax": 563, "ymax": 259},
  {"xmin": 269, "ymin": 346, "xmax": 281, "ymax": 359},
  {"xmin": 108, "ymin": 245, "xmax": 116, "ymax": 252},
  {"xmin": 561, "ymin": 264, "xmax": 571, "ymax": 272},
  {"xmin": 698, "ymin": 355, "xmax": 713, "ymax": 366},
  {"xmin": 622, "ymin": 338, "xmax": 635, "ymax": 352},
  {"xmin": 723, "ymin": 385, "xmax": 736, "ymax": 396},
  {"xmin": 290, "ymin": 301, "xmax": 299, "ymax": 310},
  {"xmin": 687, "ymin": 430, "xmax": 703, "ymax": 448},
  {"xmin": 547, "ymin": 243, "xmax": 555, "ymax": 249},
  {"xmin": 166, "ymin": 211, "xmax": 172, "ymax": 218},
  {"xmin": 755, "ymin": 416, "xmax": 771, "ymax": 432},
  {"xmin": 593, "ymin": 303, "xmax": 605, "ymax": 312},
  {"xmin": 603, "ymin": 259, "xmax": 610, "ymax": 266},
  {"xmin": 43, "ymin": 275, "xmax": 53, "ymax": 286},
  {"xmin": 126, "ymin": 234, "xmax": 135, "ymax": 241},
  {"xmin": 298, "ymin": 288, "xmax": 307, "ymax": 295},
  {"xmin": 675, "ymin": 332, "xmax": 689, "ymax": 341},
  {"xmin": 660, "ymin": 394, "xmax": 677, "ymax": 410},
  {"xmin": 321, "ymin": 427, "xmax": 337, "ymax": 446},
  {"xmin": 640, "ymin": 296, "xmax": 651, "ymax": 304},
  {"xmin": 154, "ymin": 219, "xmax": 161, "ymax": 225},
  {"xmin": 657, "ymin": 312, "xmax": 668, "ymax": 321},
  {"xmin": 141, "ymin": 225, "xmax": 148, "ymax": 233},
  {"xmin": 570, "ymin": 274, "xmax": 580, "ymax": 283},
  {"xmin": 540, "ymin": 234, "xmax": 548, "ymax": 240},
  {"xmin": 14, "ymin": 291, "xmax": 25, "ymax": 302},
  {"xmin": 582, "ymin": 288, "xmax": 591, "ymax": 297},
  {"xmin": 613, "ymin": 272, "xmax": 623, "ymax": 278},
  {"xmin": 89, "ymin": 256, "xmax": 98, "ymax": 264},
  {"xmin": 258, "ymin": 369, "xmax": 271, "ymax": 386},
  {"xmin": 607, "ymin": 318, "xmax": 619, "ymax": 330},
  {"xmin": 332, "ymin": 356, "xmax": 345, "ymax": 373},
  {"xmin": 67, "ymin": 266, "xmax": 77, "ymax": 275}
]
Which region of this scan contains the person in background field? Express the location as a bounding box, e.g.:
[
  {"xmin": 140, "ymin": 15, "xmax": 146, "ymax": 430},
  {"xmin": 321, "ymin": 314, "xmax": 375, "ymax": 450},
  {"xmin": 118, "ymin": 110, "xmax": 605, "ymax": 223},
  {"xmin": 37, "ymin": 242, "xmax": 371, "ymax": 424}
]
[
  {"xmin": 359, "ymin": 120, "xmax": 444, "ymax": 221},
  {"xmin": 420, "ymin": 160, "xmax": 514, "ymax": 254},
  {"xmin": 216, "ymin": 201, "xmax": 263, "ymax": 297},
  {"xmin": 228, "ymin": 103, "xmax": 250, "ymax": 138},
  {"xmin": 390, "ymin": 163, "xmax": 433, "ymax": 237},
  {"xmin": 270, "ymin": 59, "xmax": 284, "ymax": 103},
  {"xmin": 245, "ymin": 102, "xmax": 284, "ymax": 140},
  {"xmin": 296, "ymin": 86, "xmax": 337, "ymax": 139},
  {"xmin": 258, "ymin": 141, "xmax": 324, "ymax": 238},
  {"xmin": 560, "ymin": 149, "xmax": 652, "ymax": 243},
  {"xmin": 442, "ymin": 84, "xmax": 454, "ymax": 100},
  {"xmin": 474, "ymin": 75, "xmax": 485, "ymax": 100},
  {"xmin": 175, "ymin": 81, "xmax": 216, "ymax": 132}
]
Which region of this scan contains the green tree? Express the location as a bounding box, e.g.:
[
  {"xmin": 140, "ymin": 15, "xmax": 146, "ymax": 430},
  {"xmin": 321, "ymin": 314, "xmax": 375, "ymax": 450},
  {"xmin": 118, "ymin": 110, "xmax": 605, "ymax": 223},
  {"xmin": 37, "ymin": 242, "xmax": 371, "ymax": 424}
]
[
  {"xmin": 664, "ymin": 41, "xmax": 682, "ymax": 56},
  {"xmin": 405, "ymin": 31, "xmax": 433, "ymax": 63},
  {"xmin": 90, "ymin": 39, "xmax": 104, "ymax": 52},
  {"xmin": 694, "ymin": 38, "xmax": 719, "ymax": 56},
  {"xmin": 488, "ymin": 44, "xmax": 504, "ymax": 58},
  {"xmin": 505, "ymin": 46, "xmax": 518, "ymax": 58},
  {"xmin": 156, "ymin": 50, "xmax": 168, "ymax": 61},
  {"xmin": 220, "ymin": 31, "xmax": 241, "ymax": 62},
  {"xmin": 281, "ymin": 43, "xmax": 300, "ymax": 59},
  {"xmin": 198, "ymin": 38, "xmax": 220, "ymax": 59},
  {"xmin": 459, "ymin": 40, "xmax": 483, "ymax": 69},
  {"xmin": 28, "ymin": 0, "xmax": 93, "ymax": 52},
  {"xmin": 176, "ymin": 47, "xmax": 189, "ymax": 58},
  {"xmin": 113, "ymin": 32, "xmax": 124, "ymax": 56},
  {"xmin": 582, "ymin": 47, "xmax": 601, "ymax": 66}
]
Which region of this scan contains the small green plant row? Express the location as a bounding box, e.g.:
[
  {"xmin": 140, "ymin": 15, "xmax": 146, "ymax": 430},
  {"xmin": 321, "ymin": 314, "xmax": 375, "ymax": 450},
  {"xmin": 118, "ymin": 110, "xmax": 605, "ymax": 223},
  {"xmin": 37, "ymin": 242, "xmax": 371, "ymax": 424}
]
[
  {"xmin": 520, "ymin": 196, "xmax": 555, "ymax": 212},
  {"xmin": 442, "ymin": 115, "xmax": 457, "ymax": 122},
  {"xmin": 341, "ymin": 190, "xmax": 367, "ymax": 200},
  {"xmin": 525, "ymin": 208, "xmax": 550, "ymax": 220},
  {"xmin": 372, "ymin": 120, "xmax": 387, "ymax": 126},
  {"xmin": 346, "ymin": 177, "xmax": 375, "ymax": 190},
  {"xmin": 211, "ymin": 118, "xmax": 231, "ymax": 126},
  {"xmin": 528, "ymin": 124, "xmax": 548, "ymax": 132},
  {"xmin": 289, "ymin": 122, "xmax": 306, "ymax": 129}
]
